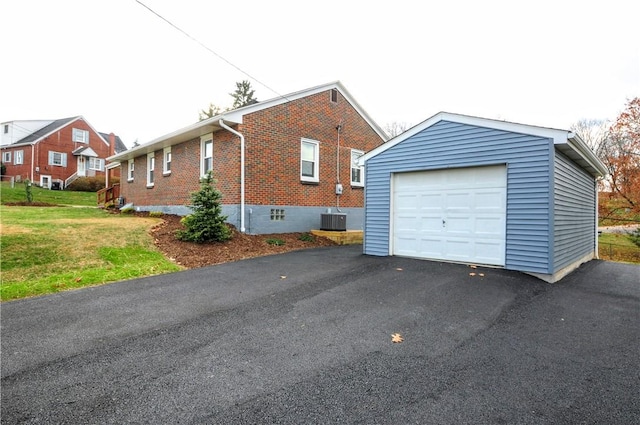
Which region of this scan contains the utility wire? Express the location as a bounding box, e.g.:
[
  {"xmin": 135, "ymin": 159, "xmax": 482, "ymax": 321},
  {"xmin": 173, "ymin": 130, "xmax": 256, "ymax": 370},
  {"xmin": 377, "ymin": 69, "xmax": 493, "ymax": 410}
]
[{"xmin": 134, "ymin": 0, "xmax": 288, "ymax": 102}]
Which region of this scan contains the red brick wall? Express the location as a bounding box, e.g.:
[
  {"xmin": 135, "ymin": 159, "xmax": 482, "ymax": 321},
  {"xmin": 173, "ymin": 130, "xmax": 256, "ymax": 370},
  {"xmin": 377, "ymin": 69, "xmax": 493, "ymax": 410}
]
[
  {"xmin": 121, "ymin": 89, "xmax": 384, "ymax": 208},
  {"xmin": 1, "ymin": 118, "xmax": 112, "ymax": 185}
]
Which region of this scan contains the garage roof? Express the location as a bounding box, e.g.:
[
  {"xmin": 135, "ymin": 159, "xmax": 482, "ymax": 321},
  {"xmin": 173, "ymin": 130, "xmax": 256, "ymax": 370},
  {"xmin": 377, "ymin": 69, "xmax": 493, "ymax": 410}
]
[{"xmin": 360, "ymin": 112, "xmax": 608, "ymax": 177}]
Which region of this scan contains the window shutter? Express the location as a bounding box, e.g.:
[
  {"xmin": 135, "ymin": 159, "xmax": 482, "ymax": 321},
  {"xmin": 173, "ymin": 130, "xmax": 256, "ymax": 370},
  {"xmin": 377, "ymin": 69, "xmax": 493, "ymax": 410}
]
[
  {"xmin": 61, "ymin": 153, "xmax": 67, "ymax": 167},
  {"xmin": 48, "ymin": 151, "xmax": 54, "ymax": 165}
]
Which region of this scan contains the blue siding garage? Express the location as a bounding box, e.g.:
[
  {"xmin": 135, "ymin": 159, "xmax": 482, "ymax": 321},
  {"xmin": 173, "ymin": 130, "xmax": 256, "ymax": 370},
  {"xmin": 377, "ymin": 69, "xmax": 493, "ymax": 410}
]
[{"xmin": 360, "ymin": 112, "xmax": 608, "ymax": 282}]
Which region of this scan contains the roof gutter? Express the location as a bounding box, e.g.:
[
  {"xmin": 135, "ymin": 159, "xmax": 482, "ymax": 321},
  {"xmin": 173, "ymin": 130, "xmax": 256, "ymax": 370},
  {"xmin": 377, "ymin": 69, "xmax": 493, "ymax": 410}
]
[
  {"xmin": 566, "ymin": 132, "xmax": 609, "ymax": 177},
  {"xmin": 218, "ymin": 119, "xmax": 245, "ymax": 233}
]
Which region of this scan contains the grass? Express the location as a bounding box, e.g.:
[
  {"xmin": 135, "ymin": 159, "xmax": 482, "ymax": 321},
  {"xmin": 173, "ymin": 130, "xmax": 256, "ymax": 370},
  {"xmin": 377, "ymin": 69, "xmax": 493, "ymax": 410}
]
[
  {"xmin": 598, "ymin": 232, "xmax": 640, "ymax": 264},
  {"xmin": 0, "ymin": 205, "xmax": 182, "ymax": 301},
  {"xmin": 1, "ymin": 181, "xmax": 96, "ymax": 206}
]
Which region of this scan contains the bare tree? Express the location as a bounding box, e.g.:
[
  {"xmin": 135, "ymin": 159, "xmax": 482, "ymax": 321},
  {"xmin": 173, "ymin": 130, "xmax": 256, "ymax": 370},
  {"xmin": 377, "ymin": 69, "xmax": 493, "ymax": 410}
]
[
  {"xmin": 384, "ymin": 122, "xmax": 411, "ymax": 139},
  {"xmin": 570, "ymin": 118, "xmax": 609, "ymax": 158}
]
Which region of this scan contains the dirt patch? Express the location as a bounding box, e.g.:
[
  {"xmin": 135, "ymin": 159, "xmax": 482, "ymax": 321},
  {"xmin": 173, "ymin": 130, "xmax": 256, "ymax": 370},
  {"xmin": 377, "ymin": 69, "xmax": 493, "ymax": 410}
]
[{"xmin": 148, "ymin": 214, "xmax": 337, "ymax": 269}]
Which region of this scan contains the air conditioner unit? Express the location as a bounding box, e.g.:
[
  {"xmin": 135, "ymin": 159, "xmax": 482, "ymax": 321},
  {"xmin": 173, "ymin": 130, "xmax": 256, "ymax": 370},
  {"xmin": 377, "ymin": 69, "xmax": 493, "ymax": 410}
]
[{"xmin": 320, "ymin": 213, "xmax": 346, "ymax": 231}]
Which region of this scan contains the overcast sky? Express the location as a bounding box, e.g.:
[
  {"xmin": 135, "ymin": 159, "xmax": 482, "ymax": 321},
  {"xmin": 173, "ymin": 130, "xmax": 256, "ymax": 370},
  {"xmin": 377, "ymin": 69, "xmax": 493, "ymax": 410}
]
[{"xmin": 1, "ymin": 0, "xmax": 638, "ymax": 147}]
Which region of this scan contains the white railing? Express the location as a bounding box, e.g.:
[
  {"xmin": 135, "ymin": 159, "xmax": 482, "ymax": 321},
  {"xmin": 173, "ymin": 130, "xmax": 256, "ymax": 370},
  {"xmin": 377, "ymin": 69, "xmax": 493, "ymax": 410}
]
[{"xmin": 64, "ymin": 172, "xmax": 78, "ymax": 188}]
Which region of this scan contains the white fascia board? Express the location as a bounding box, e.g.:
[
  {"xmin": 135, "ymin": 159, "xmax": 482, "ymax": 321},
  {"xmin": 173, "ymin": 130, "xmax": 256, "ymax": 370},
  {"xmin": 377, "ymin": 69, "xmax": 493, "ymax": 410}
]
[
  {"xmin": 564, "ymin": 133, "xmax": 609, "ymax": 176},
  {"xmin": 107, "ymin": 114, "xmax": 243, "ymax": 162}
]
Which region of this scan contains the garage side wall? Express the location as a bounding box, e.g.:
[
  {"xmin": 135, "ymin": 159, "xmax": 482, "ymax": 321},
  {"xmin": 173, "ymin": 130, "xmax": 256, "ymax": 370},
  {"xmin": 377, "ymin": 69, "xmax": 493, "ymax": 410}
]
[
  {"xmin": 364, "ymin": 120, "xmax": 554, "ymax": 274},
  {"xmin": 553, "ymin": 150, "xmax": 597, "ymax": 271}
]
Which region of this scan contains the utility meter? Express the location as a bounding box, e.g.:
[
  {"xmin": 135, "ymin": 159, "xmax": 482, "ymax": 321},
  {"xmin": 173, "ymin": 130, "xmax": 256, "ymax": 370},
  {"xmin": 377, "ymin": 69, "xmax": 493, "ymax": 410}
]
[{"xmin": 335, "ymin": 183, "xmax": 343, "ymax": 195}]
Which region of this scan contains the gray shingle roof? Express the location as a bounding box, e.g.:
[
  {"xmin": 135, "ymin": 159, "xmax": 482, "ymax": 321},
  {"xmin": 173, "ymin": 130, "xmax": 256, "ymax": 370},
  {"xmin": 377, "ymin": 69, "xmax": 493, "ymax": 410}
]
[{"xmin": 11, "ymin": 117, "xmax": 79, "ymax": 146}]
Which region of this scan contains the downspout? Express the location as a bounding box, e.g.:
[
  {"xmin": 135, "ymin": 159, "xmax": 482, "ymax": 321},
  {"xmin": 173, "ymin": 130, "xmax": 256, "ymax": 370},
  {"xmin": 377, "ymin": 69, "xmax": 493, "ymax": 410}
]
[
  {"xmin": 30, "ymin": 144, "xmax": 35, "ymax": 182},
  {"xmin": 218, "ymin": 119, "xmax": 245, "ymax": 233},
  {"xmin": 335, "ymin": 121, "xmax": 343, "ymax": 212}
]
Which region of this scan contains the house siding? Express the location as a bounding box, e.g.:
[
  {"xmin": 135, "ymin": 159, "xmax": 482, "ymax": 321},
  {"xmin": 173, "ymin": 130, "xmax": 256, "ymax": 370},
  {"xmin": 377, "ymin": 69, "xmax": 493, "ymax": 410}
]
[
  {"xmin": 364, "ymin": 120, "xmax": 553, "ymax": 274},
  {"xmin": 121, "ymin": 88, "xmax": 383, "ymax": 233},
  {"xmin": 553, "ymin": 150, "xmax": 596, "ymax": 270}
]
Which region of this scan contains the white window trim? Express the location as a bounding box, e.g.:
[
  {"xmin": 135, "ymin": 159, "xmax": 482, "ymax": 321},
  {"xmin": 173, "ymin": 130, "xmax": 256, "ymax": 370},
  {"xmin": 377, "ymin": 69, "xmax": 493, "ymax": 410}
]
[
  {"xmin": 350, "ymin": 149, "xmax": 364, "ymax": 187},
  {"xmin": 163, "ymin": 146, "xmax": 172, "ymax": 175},
  {"xmin": 200, "ymin": 134, "xmax": 213, "ymax": 177},
  {"xmin": 2, "ymin": 151, "xmax": 11, "ymax": 163},
  {"xmin": 300, "ymin": 138, "xmax": 319, "ymax": 183},
  {"xmin": 48, "ymin": 151, "xmax": 67, "ymax": 167},
  {"xmin": 89, "ymin": 157, "xmax": 104, "ymax": 171},
  {"xmin": 147, "ymin": 152, "xmax": 155, "ymax": 187},
  {"xmin": 72, "ymin": 128, "xmax": 89, "ymax": 143},
  {"xmin": 127, "ymin": 159, "xmax": 134, "ymax": 181},
  {"xmin": 14, "ymin": 150, "xmax": 23, "ymax": 165}
]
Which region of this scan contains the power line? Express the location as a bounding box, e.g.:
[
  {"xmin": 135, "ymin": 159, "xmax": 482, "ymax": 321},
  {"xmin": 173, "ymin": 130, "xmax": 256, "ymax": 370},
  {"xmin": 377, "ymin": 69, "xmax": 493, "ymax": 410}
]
[{"xmin": 134, "ymin": 0, "xmax": 288, "ymax": 102}]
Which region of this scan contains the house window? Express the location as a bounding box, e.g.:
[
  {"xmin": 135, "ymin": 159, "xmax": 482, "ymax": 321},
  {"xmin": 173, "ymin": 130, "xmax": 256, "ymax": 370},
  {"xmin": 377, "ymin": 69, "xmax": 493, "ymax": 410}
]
[
  {"xmin": 127, "ymin": 159, "xmax": 134, "ymax": 181},
  {"xmin": 163, "ymin": 147, "xmax": 172, "ymax": 175},
  {"xmin": 201, "ymin": 135, "xmax": 213, "ymax": 176},
  {"xmin": 300, "ymin": 138, "xmax": 319, "ymax": 183},
  {"xmin": 48, "ymin": 151, "xmax": 67, "ymax": 167},
  {"xmin": 270, "ymin": 209, "xmax": 285, "ymax": 221},
  {"xmin": 72, "ymin": 128, "xmax": 89, "ymax": 143},
  {"xmin": 351, "ymin": 149, "xmax": 364, "ymax": 187},
  {"xmin": 89, "ymin": 157, "xmax": 104, "ymax": 171},
  {"xmin": 2, "ymin": 152, "xmax": 10, "ymax": 163},
  {"xmin": 14, "ymin": 150, "xmax": 24, "ymax": 165},
  {"xmin": 3, "ymin": 124, "xmax": 8, "ymax": 134},
  {"xmin": 330, "ymin": 88, "xmax": 338, "ymax": 103},
  {"xmin": 147, "ymin": 152, "xmax": 155, "ymax": 187}
]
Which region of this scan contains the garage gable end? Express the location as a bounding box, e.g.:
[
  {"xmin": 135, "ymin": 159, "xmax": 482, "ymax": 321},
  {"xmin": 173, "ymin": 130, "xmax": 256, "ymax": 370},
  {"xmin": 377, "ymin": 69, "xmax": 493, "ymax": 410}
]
[{"xmin": 364, "ymin": 120, "xmax": 554, "ymax": 274}]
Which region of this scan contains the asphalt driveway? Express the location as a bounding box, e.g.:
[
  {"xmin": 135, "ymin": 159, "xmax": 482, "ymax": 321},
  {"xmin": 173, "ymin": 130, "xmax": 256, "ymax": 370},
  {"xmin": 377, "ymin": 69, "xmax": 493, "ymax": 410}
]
[{"xmin": 2, "ymin": 246, "xmax": 639, "ymax": 424}]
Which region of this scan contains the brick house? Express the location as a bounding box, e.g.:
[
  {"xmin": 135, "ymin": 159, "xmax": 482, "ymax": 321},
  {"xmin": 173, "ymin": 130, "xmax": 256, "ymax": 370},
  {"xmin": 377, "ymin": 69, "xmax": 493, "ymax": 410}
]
[
  {"xmin": 0, "ymin": 116, "xmax": 126, "ymax": 188},
  {"xmin": 106, "ymin": 81, "xmax": 387, "ymax": 234}
]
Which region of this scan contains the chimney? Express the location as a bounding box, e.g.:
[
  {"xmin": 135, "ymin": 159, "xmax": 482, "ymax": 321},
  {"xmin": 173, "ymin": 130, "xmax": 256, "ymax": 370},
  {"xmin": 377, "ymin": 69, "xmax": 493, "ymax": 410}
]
[{"xmin": 109, "ymin": 132, "xmax": 116, "ymax": 155}]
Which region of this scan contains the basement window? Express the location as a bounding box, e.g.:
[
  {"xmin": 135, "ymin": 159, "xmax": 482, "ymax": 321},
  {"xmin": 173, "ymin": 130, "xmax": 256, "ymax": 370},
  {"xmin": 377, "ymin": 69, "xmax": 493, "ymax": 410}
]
[{"xmin": 270, "ymin": 209, "xmax": 285, "ymax": 221}]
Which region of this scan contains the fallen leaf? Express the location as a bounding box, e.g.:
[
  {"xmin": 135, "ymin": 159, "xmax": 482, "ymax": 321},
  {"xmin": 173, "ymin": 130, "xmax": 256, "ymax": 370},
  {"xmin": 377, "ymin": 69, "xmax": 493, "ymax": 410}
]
[
  {"xmin": 469, "ymin": 265, "xmax": 477, "ymax": 269},
  {"xmin": 479, "ymin": 273, "xmax": 485, "ymax": 277},
  {"xmin": 280, "ymin": 276, "xmax": 287, "ymax": 279},
  {"xmin": 396, "ymin": 268, "xmax": 403, "ymax": 271},
  {"xmin": 75, "ymin": 277, "xmax": 82, "ymax": 283},
  {"xmin": 469, "ymin": 272, "xmax": 476, "ymax": 276},
  {"xmin": 391, "ymin": 333, "xmax": 404, "ymax": 343}
]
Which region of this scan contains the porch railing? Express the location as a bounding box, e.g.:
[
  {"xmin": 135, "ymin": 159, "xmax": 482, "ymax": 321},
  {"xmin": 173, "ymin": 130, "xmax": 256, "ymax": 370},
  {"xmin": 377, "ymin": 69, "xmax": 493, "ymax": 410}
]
[
  {"xmin": 65, "ymin": 172, "xmax": 79, "ymax": 188},
  {"xmin": 97, "ymin": 183, "xmax": 121, "ymax": 207}
]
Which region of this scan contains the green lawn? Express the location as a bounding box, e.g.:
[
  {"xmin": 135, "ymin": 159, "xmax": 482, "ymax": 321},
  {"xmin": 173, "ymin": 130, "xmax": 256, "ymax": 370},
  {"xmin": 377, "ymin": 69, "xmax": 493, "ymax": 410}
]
[
  {"xmin": 1, "ymin": 181, "xmax": 97, "ymax": 206},
  {"xmin": 598, "ymin": 232, "xmax": 640, "ymax": 264},
  {"xmin": 0, "ymin": 205, "xmax": 182, "ymax": 301}
]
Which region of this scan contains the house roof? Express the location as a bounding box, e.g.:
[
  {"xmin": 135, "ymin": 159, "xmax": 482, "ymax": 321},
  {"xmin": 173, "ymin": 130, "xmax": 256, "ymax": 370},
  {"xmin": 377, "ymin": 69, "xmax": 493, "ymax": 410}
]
[
  {"xmin": 7, "ymin": 117, "xmax": 81, "ymax": 147},
  {"xmin": 98, "ymin": 132, "xmax": 128, "ymax": 154},
  {"xmin": 3, "ymin": 116, "xmax": 115, "ymax": 150},
  {"xmin": 72, "ymin": 146, "xmax": 98, "ymax": 157},
  {"xmin": 108, "ymin": 81, "xmax": 388, "ymax": 163},
  {"xmin": 359, "ymin": 111, "xmax": 608, "ymax": 177}
]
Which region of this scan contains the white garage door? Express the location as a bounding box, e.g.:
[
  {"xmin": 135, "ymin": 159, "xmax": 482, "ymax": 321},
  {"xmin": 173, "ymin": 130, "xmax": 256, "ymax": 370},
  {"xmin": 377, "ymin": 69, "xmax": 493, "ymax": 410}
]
[{"xmin": 392, "ymin": 165, "xmax": 506, "ymax": 266}]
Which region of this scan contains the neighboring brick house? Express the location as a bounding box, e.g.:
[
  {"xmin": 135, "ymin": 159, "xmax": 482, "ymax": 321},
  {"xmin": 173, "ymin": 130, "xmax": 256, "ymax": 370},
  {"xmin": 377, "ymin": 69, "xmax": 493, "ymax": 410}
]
[
  {"xmin": 107, "ymin": 81, "xmax": 387, "ymax": 234},
  {"xmin": 0, "ymin": 116, "xmax": 127, "ymax": 188}
]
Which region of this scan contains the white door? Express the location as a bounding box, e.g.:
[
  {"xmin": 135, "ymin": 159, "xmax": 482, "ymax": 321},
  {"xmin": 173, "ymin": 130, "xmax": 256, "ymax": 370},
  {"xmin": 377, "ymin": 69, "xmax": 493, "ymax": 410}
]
[
  {"xmin": 392, "ymin": 165, "xmax": 506, "ymax": 266},
  {"xmin": 77, "ymin": 156, "xmax": 86, "ymax": 177}
]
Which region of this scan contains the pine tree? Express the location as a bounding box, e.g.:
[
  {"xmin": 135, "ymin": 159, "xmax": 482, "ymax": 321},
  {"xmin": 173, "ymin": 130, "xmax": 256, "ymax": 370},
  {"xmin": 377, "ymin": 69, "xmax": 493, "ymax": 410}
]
[
  {"xmin": 230, "ymin": 80, "xmax": 258, "ymax": 109},
  {"xmin": 176, "ymin": 172, "xmax": 231, "ymax": 243}
]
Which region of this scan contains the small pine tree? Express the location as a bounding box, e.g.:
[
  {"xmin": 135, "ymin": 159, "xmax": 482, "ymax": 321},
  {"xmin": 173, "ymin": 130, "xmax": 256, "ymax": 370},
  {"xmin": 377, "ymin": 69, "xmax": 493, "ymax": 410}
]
[{"xmin": 176, "ymin": 172, "xmax": 232, "ymax": 243}]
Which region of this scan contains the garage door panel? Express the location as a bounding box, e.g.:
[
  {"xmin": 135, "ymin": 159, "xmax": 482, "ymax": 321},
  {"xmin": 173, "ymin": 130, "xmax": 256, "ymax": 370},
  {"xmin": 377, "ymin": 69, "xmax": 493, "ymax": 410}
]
[
  {"xmin": 392, "ymin": 166, "xmax": 506, "ymax": 266},
  {"xmin": 475, "ymin": 190, "xmax": 505, "ymax": 210},
  {"xmin": 474, "ymin": 217, "xmax": 505, "ymax": 235}
]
